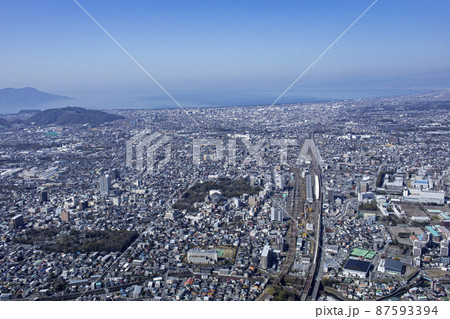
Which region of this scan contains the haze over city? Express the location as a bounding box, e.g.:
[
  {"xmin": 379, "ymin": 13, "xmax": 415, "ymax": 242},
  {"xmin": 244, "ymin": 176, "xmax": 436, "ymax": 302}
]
[{"xmin": 1, "ymin": 0, "xmax": 449, "ymax": 111}]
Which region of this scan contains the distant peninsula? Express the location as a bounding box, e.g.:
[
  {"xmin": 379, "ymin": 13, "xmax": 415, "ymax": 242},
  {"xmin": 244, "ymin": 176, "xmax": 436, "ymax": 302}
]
[{"xmin": 0, "ymin": 87, "xmax": 70, "ymax": 112}]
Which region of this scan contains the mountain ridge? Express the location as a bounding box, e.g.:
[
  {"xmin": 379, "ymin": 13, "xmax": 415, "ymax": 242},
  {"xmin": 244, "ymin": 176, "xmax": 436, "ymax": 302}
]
[
  {"xmin": 30, "ymin": 106, "xmax": 124, "ymax": 125},
  {"xmin": 0, "ymin": 87, "xmax": 70, "ymax": 112}
]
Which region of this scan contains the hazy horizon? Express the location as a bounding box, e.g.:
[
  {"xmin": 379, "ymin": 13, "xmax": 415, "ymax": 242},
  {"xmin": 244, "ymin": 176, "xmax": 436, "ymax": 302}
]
[
  {"xmin": 0, "ymin": 86, "xmax": 438, "ymax": 114},
  {"xmin": 1, "ymin": 0, "xmax": 449, "ymax": 113}
]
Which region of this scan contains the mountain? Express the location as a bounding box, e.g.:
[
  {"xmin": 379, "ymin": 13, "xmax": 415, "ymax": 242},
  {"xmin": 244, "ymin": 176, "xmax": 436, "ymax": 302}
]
[
  {"xmin": 0, "ymin": 118, "xmax": 10, "ymax": 127},
  {"xmin": 30, "ymin": 106, "xmax": 124, "ymax": 125},
  {"xmin": 18, "ymin": 109, "xmax": 41, "ymax": 114},
  {"xmin": 0, "ymin": 87, "xmax": 70, "ymax": 111}
]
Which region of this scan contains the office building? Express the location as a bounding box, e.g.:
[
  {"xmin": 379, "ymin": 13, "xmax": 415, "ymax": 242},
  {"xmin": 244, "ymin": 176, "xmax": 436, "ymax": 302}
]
[
  {"xmin": 9, "ymin": 215, "xmax": 24, "ymax": 230},
  {"xmin": 271, "ymin": 207, "xmax": 283, "ymax": 222},
  {"xmin": 99, "ymin": 175, "xmax": 111, "ymax": 196},
  {"xmin": 440, "ymin": 241, "xmax": 449, "ymax": 257},
  {"xmin": 413, "ymin": 247, "xmax": 422, "ymax": 257},
  {"xmin": 359, "ymin": 181, "xmax": 369, "ymax": 193},
  {"xmin": 261, "ymin": 245, "xmax": 271, "ymax": 269},
  {"xmin": 61, "ymin": 211, "xmax": 70, "ymax": 223},
  {"xmin": 39, "ymin": 191, "xmax": 48, "ymax": 203},
  {"xmin": 111, "ymin": 168, "xmax": 120, "ymax": 180}
]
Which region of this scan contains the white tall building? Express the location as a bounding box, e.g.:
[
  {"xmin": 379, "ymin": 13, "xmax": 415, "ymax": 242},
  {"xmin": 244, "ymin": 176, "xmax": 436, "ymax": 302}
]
[
  {"xmin": 441, "ymin": 241, "xmax": 449, "ymax": 257},
  {"xmin": 261, "ymin": 245, "xmax": 271, "ymax": 269},
  {"xmin": 271, "ymin": 207, "xmax": 284, "ymax": 222}
]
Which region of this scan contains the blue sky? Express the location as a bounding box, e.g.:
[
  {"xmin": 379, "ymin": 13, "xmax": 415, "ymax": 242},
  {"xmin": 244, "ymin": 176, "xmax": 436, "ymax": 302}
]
[{"xmin": 1, "ymin": 0, "xmax": 449, "ymax": 109}]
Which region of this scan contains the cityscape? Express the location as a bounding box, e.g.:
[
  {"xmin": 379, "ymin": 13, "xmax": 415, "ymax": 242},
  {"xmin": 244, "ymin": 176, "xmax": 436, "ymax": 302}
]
[
  {"xmin": 0, "ymin": 89, "xmax": 448, "ymax": 301},
  {"xmin": 0, "ymin": 1, "xmax": 449, "ymax": 316}
]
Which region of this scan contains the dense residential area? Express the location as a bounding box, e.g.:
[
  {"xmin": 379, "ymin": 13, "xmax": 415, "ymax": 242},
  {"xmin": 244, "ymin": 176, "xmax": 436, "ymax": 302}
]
[{"xmin": 0, "ymin": 90, "xmax": 449, "ymax": 301}]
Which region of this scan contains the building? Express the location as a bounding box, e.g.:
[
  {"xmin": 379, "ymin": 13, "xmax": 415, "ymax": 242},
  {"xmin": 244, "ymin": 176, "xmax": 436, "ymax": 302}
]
[
  {"xmin": 326, "ymin": 188, "xmax": 335, "ymax": 203},
  {"xmin": 39, "ymin": 191, "xmax": 48, "ymax": 203},
  {"xmin": 164, "ymin": 209, "xmax": 182, "ymax": 220},
  {"xmin": 441, "ymin": 226, "xmax": 450, "ymax": 240},
  {"xmin": 426, "ymin": 226, "xmax": 441, "ymax": 242},
  {"xmin": 383, "ymin": 259, "xmax": 404, "ymax": 275},
  {"xmin": 187, "ymin": 249, "xmax": 218, "ymax": 264},
  {"xmin": 440, "ymin": 241, "xmax": 449, "ymax": 257},
  {"xmin": 132, "ymin": 285, "xmax": 142, "ymax": 299},
  {"xmin": 275, "ymin": 173, "xmax": 285, "ymax": 190},
  {"xmin": 343, "ymin": 259, "xmax": 371, "ymax": 278},
  {"xmin": 422, "ymin": 232, "xmax": 432, "ymax": 248},
  {"xmin": 413, "ymin": 247, "xmax": 422, "ymax": 257},
  {"xmin": 61, "ymin": 211, "xmax": 70, "ymax": 223},
  {"xmin": 111, "ymin": 168, "xmax": 120, "ymax": 180},
  {"xmin": 358, "ymin": 191, "xmax": 375, "ymax": 203},
  {"xmin": 112, "ymin": 197, "xmax": 121, "ymax": 206},
  {"xmin": 249, "ymin": 196, "xmax": 258, "ymax": 207},
  {"xmin": 359, "ymin": 181, "xmax": 369, "ymax": 193},
  {"xmin": 271, "ymin": 207, "xmax": 283, "ymax": 222},
  {"xmin": 99, "ymin": 175, "xmax": 111, "ymax": 196},
  {"xmin": 403, "ymin": 188, "xmax": 445, "ymax": 204},
  {"xmin": 441, "ymin": 220, "xmax": 450, "ymax": 228},
  {"xmin": 378, "ymin": 259, "xmax": 405, "ymax": 275},
  {"xmin": 411, "ymin": 216, "xmax": 431, "ymax": 223},
  {"xmin": 261, "ymin": 245, "xmax": 271, "ymax": 270},
  {"xmin": 219, "ymin": 268, "xmax": 230, "ymax": 276},
  {"xmin": 326, "ymin": 245, "xmax": 339, "ymax": 255},
  {"xmin": 9, "ymin": 215, "xmax": 24, "ymax": 230},
  {"xmin": 176, "ymin": 288, "xmax": 186, "ymax": 301}
]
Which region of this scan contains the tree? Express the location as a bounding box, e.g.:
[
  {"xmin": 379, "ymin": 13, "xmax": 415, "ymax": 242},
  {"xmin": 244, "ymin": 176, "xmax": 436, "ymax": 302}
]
[{"xmin": 266, "ymin": 286, "xmax": 276, "ymax": 296}]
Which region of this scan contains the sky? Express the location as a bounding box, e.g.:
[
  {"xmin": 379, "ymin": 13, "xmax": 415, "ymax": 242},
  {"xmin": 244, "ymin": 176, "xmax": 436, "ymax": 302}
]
[{"xmin": 1, "ymin": 0, "xmax": 449, "ymax": 110}]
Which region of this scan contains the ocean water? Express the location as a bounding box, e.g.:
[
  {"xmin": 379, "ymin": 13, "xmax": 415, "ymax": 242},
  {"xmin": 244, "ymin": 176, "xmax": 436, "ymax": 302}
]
[{"xmin": 1, "ymin": 88, "xmax": 428, "ymax": 114}]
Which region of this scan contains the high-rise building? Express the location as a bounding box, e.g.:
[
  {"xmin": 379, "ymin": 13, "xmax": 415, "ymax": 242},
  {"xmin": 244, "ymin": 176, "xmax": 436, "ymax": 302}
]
[
  {"xmin": 271, "ymin": 207, "xmax": 283, "ymax": 222},
  {"xmin": 99, "ymin": 175, "xmax": 111, "ymax": 196},
  {"xmin": 275, "ymin": 173, "xmax": 285, "ymax": 190},
  {"xmin": 111, "ymin": 168, "xmax": 120, "ymax": 180},
  {"xmin": 9, "ymin": 215, "xmax": 24, "ymax": 230},
  {"xmin": 249, "ymin": 196, "xmax": 258, "ymax": 207},
  {"xmin": 440, "ymin": 241, "xmax": 449, "ymax": 257},
  {"xmin": 39, "ymin": 191, "xmax": 48, "ymax": 203},
  {"xmin": 327, "ymin": 188, "xmax": 335, "ymax": 203},
  {"xmin": 79, "ymin": 201, "xmax": 89, "ymax": 210},
  {"xmin": 413, "ymin": 247, "xmax": 422, "ymax": 257},
  {"xmin": 61, "ymin": 211, "xmax": 70, "ymax": 223},
  {"xmin": 261, "ymin": 245, "xmax": 271, "ymax": 269},
  {"xmin": 423, "ymin": 231, "xmax": 432, "ymax": 248},
  {"xmin": 359, "ymin": 182, "xmax": 369, "ymax": 193}
]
